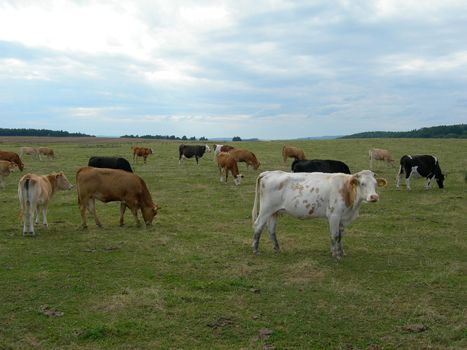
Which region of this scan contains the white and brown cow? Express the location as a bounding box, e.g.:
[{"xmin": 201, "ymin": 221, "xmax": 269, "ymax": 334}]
[
  {"xmin": 369, "ymin": 148, "xmax": 395, "ymax": 169},
  {"xmin": 0, "ymin": 160, "xmax": 18, "ymax": 188},
  {"xmin": 216, "ymin": 152, "xmax": 243, "ymax": 185},
  {"xmin": 252, "ymin": 170, "xmax": 387, "ymax": 258},
  {"xmin": 282, "ymin": 145, "xmax": 306, "ymax": 162},
  {"xmin": 213, "ymin": 144, "xmax": 235, "ymax": 160},
  {"xmin": 76, "ymin": 167, "xmax": 159, "ymax": 228},
  {"xmin": 18, "ymin": 171, "xmax": 73, "ymax": 235}
]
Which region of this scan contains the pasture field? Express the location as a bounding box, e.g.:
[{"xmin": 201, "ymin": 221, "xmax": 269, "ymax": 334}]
[{"xmin": 0, "ymin": 138, "xmax": 465, "ymax": 350}]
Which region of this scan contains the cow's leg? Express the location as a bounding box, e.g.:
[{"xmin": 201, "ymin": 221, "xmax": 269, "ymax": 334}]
[
  {"xmin": 337, "ymin": 223, "xmax": 346, "ymax": 256},
  {"xmin": 28, "ymin": 205, "xmax": 36, "ymax": 235},
  {"xmin": 405, "ymin": 170, "xmax": 412, "ymax": 191},
  {"xmin": 41, "ymin": 204, "xmax": 49, "ymax": 228},
  {"xmin": 79, "ymin": 200, "xmax": 88, "ymax": 229},
  {"xmin": 195, "ymin": 156, "xmax": 199, "ymax": 164},
  {"xmin": 22, "ymin": 202, "xmax": 31, "ymax": 235},
  {"xmin": 88, "ymin": 199, "xmax": 102, "ymax": 227},
  {"xmin": 252, "ymin": 214, "xmax": 269, "ymax": 254},
  {"xmin": 424, "ymin": 176, "xmax": 432, "ymax": 189},
  {"xmin": 129, "ymin": 207, "xmax": 141, "ymax": 227},
  {"xmin": 144, "ymin": 156, "xmax": 147, "ymax": 164},
  {"xmin": 119, "ymin": 203, "xmax": 126, "ymax": 226},
  {"xmin": 396, "ymin": 165, "xmax": 403, "ymax": 189},
  {"xmin": 218, "ymin": 166, "xmax": 224, "ymax": 182},
  {"xmin": 267, "ymin": 214, "xmax": 280, "ymax": 253},
  {"xmin": 328, "ymin": 215, "xmax": 342, "ymax": 258}
]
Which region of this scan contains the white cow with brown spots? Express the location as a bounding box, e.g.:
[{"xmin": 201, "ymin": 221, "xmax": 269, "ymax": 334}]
[
  {"xmin": 369, "ymin": 148, "xmax": 395, "ymax": 169},
  {"xmin": 0, "ymin": 160, "xmax": 18, "ymax": 188},
  {"xmin": 18, "ymin": 172, "xmax": 73, "ymax": 235},
  {"xmin": 252, "ymin": 170, "xmax": 387, "ymax": 258}
]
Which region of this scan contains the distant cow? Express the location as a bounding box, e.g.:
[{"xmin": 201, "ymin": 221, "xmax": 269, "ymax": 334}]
[
  {"xmin": 88, "ymin": 156, "xmax": 133, "ymax": 173},
  {"xmin": 132, "ymin": 147, "xmax": 153, "ymax": 164},
  {"xmin": 292, "ymin": 159, "xmax": 351, "ymax": 174},
  {"xmin": 282, "ymin": 145, "xmax": 306, "ymax": 162},
  {"xmin": 0, "ymin": 160, "xmax": 18, "ymax": 188},
  {"xmin": 216, "ymin": 152, "xmax": 244, "ymax": 185},
  {"xmin": 76, "ymin": 167, "xmax": 159, "ymax": 228},
  {"xmin": 252, "ymin": 170, "xmax": 387, "ymax": 258},
  {"xmin": 369, "ymin": 148, "xmax": 395, "ymax": 169},
  {"xmin": 38, "ymin": 147, "xmax": 55, "ymax": 160},
  {"xmin": 396, "ymin": 155, "xmax": 445, "ymax": 191},
  {"xmin": 19, "ymin": 147, "xmax": 39, "ymax": 160},
  {"xmin": 0, "ymin": 151, "xmax": 24, "ymax": 171},
  {"xmin": 228, "ymin": 148, "xmax": 260, "ymax": 170},
  {"xmin": 179, "ymin": 144, "xmax": 211, "ymax": 164},
  {"xmin": 18, "ymin": 171, "xmax": 73, "ymax": 235}
]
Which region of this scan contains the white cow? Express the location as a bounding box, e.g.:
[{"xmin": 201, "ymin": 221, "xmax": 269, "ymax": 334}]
[
  {"xmin": 18, "ymin": 172, "xmax": 73, "ymax": 235},
  {"xmin": 252, "ymin": 170, "xmax": 387, "ymax": 258}
]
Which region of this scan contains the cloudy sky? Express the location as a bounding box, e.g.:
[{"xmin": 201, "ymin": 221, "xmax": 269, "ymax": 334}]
[{"xmin": 0, "ymin": 0, "xmax": 466, "ymax": 139}]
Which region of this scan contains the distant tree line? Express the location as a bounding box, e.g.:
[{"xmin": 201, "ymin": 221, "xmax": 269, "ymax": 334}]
[
  {"xmin": 121, "ymin": 134, "xmax": 208, "ymax": 141},
  {"xmin": 0, "ymin": 128, "xmax": 93, "ymax": 137},
  {"xmin": 341, "ymin": 124, "xmax": 466, "ymax": 139}
]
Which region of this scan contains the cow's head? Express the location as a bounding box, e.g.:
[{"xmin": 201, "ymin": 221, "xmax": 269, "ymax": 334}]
[
  {"xmin": 436, "ymin": 173, "xmax": 445, "ymax": 189},
  {"xmin": 205, "ymin": 144, "xmax": 211, "ymax": 153},
  {"xmin": 143, "ymin": 204, "xmax": 160, "ymax": 227},
  {"xmin": 343, "ymin": 170, "xmax": 386, "ymax": 207},
  {"xmin": 56, "ymin": 171, "xmax": 74, "ymax": 190},
  {"xmin": 234, "ymin": 174, "xmax": 244, "ymax": 186},
  {"xmin": 8, "ymin": 161, "xmax": 18, "ymax": 172}
]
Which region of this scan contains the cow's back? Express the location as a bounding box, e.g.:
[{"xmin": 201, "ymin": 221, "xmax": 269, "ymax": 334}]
[{"xmin": 292, "ymin": 159, "xmax": 350, "ymax": 174}]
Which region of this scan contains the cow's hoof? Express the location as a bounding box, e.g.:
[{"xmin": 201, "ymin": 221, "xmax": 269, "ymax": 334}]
[{"xmin": 80, "ymin": 225, "xmax": 88, "ymax": 230}]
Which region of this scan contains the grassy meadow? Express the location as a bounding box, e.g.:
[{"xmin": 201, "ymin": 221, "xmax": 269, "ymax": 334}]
[{"xmin": 0, "ymin": 137, "xmax": 465, "ymax": 349}]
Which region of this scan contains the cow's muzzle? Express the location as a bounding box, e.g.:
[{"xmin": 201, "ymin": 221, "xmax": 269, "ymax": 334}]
[{"xmin": 367, "ymin": 194, "xmax": 379, "ymax": 202}]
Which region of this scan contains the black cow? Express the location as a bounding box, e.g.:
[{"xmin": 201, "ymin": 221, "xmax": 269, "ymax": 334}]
[
  {"xmin": 396, "ymin": 155, "xmax": 445, "ymax": 190},
  {"xmin": 88, "ymin": 156, "xmax": 133, "ymax": 173},
  {"xmin": 179, "ymin": 144, "xmax": 211, "ymax": 164},
  {"xmin": 291, "ymin": 159, "xmax": 351, "ymax": 174}
]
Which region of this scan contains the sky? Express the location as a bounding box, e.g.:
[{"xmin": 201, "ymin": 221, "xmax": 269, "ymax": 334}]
[{"xmin": 0, "ymin": 0, "xmax": 466, "ymax": 140}]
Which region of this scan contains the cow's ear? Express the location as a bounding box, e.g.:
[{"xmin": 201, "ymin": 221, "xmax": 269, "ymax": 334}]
[
  {"xmin": 350, "ymin": 176, "xmax": 358, "ymax": 187},
  {"xmin": 376, "ymin": 178, "xmax": 387, "ymax": 187}
]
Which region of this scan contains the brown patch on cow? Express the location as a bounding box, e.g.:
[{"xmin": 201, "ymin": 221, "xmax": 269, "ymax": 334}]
[
  {"xmin": 376, "ymin": 177, "xmax": 387, "ymax": 187},
  {"xmin": 278, "ymin": 181, "xmax": 286, "ymax": 190},
  {"xmin": 305, "ymin": 203, "xmax": 311, "ymax": 208},
  {"xmin": 302, "ymin": 199, "xmax": 308, "ymax": 203},
  {"xmin": 339, "ymin": 177, "xmax": 358, "ymax": 207},
  {"xmin": 308, "ymin": 207, "xmax": 314, "ymax": 215},
  {"xmin": 329, "ymin": 206, "xmax": 335, "ymax": 213}
]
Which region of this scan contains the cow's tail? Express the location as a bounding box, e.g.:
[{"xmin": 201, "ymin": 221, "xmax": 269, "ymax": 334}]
[
  {"xmin": 18, "ymin": 176, "xmax": 32, "ymax": 220},
  {"xmin": 252, "ymin": 173, "xmax": 263, "ymax": 226}
]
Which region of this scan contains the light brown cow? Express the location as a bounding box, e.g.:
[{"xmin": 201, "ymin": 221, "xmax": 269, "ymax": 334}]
[
  {"xmin": 0, "ymin": 151, "xmax": 24, "ymax": 171},
  {"xmin": 132, "ymin": 146, "xmax": 153, "ymax": 164},
  {"xmin": 282, "ymin": 145, "xmax": 306, "ymax": 162},
  {"xmin": 18, "ymin": 172, "xmax": 73, "ymax": 235},
  {"xmin": 228, "ymin": 148, "xmax": 260, "ymax": 170},
  {"xmin": 38, "ymin": 147, "xmax": 55, "ymax": 160},
  {"xmin": 216, "ymin": 152, "xmax": 243, "ymax": 185},
  {"xmin": 19, "ymin": 147, "xmax": 39, "ymax": 160},
  {"xmin": 76, "ymin": 167, "xmax": 159, "ymax": 228},
  {"xmin": 0, "ymin": 160, "xmax": 18, "ymax": 188},
  {"xmin": 369, "ymin": 148, "xmax": 395, "ymax": 169}
]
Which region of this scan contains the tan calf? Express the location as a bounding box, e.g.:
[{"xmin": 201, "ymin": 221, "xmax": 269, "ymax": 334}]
[
  {"xmin": 228, "ymin": 148, "xmax": 260, "ymax": 170},
  {"xmin": 18, "ymin": 172, "xmax": 73, "ymax": 235},
  {"xmin": 38, "ymin": 147, "xmax": 55, "ymax": 160},
  {"xmin": 76, "ymin": 167, "xmax": 159, "ymax": 228},
  {"xmin": 282, "ymin": 145, "xmax": 306, "ymax": 162},
  {"xmin": 0, "ymin": 160, "xmax": 18, "ymax": 188},
  {"xmin": 19, "ymin": 147, "xmax": 39, "ymax": 160},
  {"xmin": 216, "ymin": 152, "xmax": 243, "ymax": 185}
]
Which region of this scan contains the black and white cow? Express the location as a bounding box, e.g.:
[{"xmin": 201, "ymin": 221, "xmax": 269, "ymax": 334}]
[
  {"xmin": 88, "ymin": 156, "xmax": 133, "ymax": 173},
  {"xmin": 179, "ymin": 144, "xmax": 211, "ymax": 164},
  {"xmin": 291, "ymin": 159, "xmax": 351, "ymax": 174},
  {"xmin": 396, "ymin": 155, "xmax": 445, "ymax": 190}
]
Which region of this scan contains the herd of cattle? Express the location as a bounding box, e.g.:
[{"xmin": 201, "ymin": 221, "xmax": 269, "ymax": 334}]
[{"xmin": 0, "ymin": 143, "xmax": 446, "ymax": 258}]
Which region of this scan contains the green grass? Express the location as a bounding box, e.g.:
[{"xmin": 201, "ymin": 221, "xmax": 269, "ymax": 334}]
[{"xmin": 0, "ymin": 138, "xmax": 465, "ymax": 349}]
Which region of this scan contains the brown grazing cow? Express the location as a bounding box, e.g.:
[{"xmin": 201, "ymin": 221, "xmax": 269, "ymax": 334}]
[
  {"xmin": 216, "ymin": 152, "xmax": 243, "ymax": 185},
  {"xmin": 19, "ymin": 147, "xmax": 39, "ymax": 159},
  {"xmin": 132, "ymin": 146, "xmax": 153, "ymax": 164},
  {"xmin": 76, "ymin": 167, "xmax": 159, "ymax": 228},
  {"xmin": 18, "ymin": 171, "xmax": 73, "ymax": 235},
  {"xmin": 228, "ymin": 148, "xmax": 260, "ymax": 170},
  {"xmin": 38, "ymin": 147, "xmax": 55, "ymax": 160},
  {"xmin": 0, "ymin": 160, "xmax": 18, "ymax": 188},
  {"xmin": 0, "ymin": 151, "xmax": 24, "ymax": 171},
  {"xmin": 369, "ymin": 148, "xmax": 395, "ymax": 169},
  {"xmin": 282, "ymin": 145, "xmax": 306, "ymax": 162}
]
